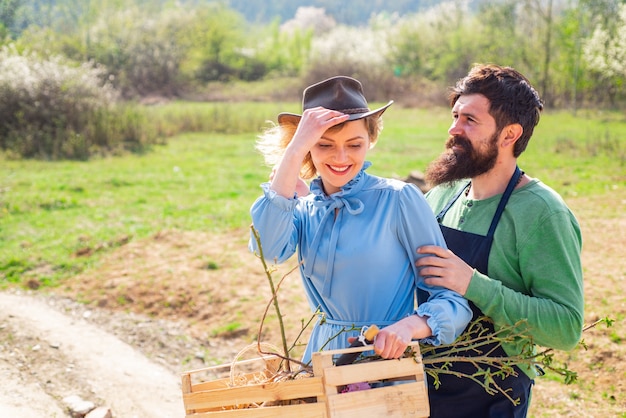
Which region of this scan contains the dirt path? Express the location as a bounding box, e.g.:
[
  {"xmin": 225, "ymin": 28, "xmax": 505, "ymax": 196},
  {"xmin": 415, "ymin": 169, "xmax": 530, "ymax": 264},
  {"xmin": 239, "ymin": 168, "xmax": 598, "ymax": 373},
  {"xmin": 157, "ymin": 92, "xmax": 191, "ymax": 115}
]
[{"xmin": 0, "ymin": 291, "xmax": 184, "ymax": 418}]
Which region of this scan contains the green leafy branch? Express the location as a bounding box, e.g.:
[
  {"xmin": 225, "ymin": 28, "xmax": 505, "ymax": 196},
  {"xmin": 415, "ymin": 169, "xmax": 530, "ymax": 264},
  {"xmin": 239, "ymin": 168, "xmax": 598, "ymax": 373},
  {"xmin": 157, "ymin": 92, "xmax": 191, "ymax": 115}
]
[{"xmin": 413, "ymin": 316, "xmax": 614, "ymax": 405}]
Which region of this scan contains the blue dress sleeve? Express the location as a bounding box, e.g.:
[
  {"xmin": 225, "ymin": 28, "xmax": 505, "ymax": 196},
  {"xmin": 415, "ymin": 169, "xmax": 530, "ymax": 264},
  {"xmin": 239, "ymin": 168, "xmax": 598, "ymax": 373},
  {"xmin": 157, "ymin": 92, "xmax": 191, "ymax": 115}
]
[
  {"xmin": 249, "ymin": 182, "xmax": 300, "ymax": 263},
  {"xmin": 396, "ymin": 184, "xmax": 472, "ymax": 345}
]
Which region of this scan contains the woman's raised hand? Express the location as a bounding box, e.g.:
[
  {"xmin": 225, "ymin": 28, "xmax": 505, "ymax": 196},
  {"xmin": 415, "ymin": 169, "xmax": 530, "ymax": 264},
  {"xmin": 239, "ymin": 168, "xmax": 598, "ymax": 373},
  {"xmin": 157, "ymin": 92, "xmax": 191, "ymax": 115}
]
[{"xmin": 289, "ymin": 107, "xmax": 349, "ymax": 155}]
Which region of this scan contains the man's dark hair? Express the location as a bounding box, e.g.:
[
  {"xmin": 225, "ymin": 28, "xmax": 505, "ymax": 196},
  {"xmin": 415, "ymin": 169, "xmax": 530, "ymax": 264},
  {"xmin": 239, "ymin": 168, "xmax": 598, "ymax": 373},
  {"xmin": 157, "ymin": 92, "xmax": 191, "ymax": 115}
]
[{"xmin": 449, "ymin": 64, "xmax": 544, "ymax": 157}]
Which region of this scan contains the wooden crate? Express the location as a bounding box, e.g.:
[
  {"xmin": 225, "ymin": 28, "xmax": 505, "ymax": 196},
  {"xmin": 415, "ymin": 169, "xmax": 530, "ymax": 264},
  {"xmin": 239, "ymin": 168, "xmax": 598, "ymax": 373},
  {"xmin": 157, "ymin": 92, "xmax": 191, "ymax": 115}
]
[
  {"xmin": 181, "ymin": 343, "xmax": 428, "ymax": 418},
  {"xmin": 311, "ymin": 342, "xmax": 429, "ymax": 418}
]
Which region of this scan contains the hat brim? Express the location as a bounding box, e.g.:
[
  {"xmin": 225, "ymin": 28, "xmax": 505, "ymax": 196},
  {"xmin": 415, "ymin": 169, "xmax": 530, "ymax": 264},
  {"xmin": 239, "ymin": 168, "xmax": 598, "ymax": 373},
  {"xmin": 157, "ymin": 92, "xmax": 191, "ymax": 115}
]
[{"xmin": 277, "ymin": 100, "xmax": 394, "ymax": 126}]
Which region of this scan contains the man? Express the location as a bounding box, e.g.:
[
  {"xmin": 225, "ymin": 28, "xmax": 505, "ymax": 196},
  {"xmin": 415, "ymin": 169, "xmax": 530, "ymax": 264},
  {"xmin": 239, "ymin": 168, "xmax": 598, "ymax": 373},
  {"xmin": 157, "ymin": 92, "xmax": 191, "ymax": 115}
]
[{"xmin": 415, "ymin": 64, "xmax": 584, "ymax": 417}]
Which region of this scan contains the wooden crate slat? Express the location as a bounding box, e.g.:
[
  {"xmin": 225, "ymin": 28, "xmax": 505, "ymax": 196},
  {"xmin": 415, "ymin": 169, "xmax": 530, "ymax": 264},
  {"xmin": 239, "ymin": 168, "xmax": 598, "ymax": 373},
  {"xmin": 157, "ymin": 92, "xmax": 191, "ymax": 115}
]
[
  {"xmin": 321, "ymin": 357, "xmax": 423, "ymax": 386},
  {"xmin": 315, "ymin": 342, "xmax": 423, "ymax": 359},
  {"xmin": 184, "ymin": 377, "xmax": 324, "ymax": 410},
  {"xmin": 185, "ymin": 401, "xmax": 328, "ymax": 418},
  {"xmin": 184, "ymin": 355, "xmax": 282, "ymax": 375},
  {"xmin": 188, "ymin": 377, "xmax": 230, "ymax": 392},
  {"xmin": 184, "ymin": 356, "xmax": 284, "ymax": 393},
  {"xmin": 189, "ymin": 368, "xmax": 278, "ymax": 393},
  {"xmin": 326, "ymin": 382, "xmax": 429, "ymax": 418}
]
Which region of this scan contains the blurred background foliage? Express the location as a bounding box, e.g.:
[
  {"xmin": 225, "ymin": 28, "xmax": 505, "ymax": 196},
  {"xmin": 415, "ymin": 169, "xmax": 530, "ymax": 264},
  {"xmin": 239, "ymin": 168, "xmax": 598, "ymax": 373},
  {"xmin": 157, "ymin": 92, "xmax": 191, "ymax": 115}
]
[{"xmin": 1, "ymin": 0, "xmax": 626, "ymax": 159}]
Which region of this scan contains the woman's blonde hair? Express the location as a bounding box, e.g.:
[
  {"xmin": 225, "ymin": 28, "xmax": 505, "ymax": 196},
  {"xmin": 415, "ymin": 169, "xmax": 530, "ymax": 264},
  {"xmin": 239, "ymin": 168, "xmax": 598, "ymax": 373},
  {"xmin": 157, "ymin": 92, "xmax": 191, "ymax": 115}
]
[{"xmin": 256, "ymin": 116, "xmax": 384, "ymax": 180}]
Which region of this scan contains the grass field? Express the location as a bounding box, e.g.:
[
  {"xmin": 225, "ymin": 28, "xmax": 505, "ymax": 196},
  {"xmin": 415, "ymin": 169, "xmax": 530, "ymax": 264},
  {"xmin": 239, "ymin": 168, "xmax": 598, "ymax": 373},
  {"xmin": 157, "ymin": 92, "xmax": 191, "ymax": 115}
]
[
  {"xmin": 1, "ymin": 104, "xmax": 625, "ymax": 416},
  {"xmin": 1, "ymin": 105, "xmax": 624, "ymax": 288}
]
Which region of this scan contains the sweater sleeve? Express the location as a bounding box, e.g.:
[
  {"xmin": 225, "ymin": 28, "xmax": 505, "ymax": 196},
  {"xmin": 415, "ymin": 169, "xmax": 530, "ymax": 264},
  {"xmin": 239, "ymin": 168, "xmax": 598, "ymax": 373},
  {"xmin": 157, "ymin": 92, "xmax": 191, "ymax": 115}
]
[
  {"xmin": 397, "ymin": 184, "xmax": 473, "ymax": 345},
  {"xmin": 248, "ymin": 182, "xmax": 300, "ymax": 264},
  {"xmin": 466, "ymin": 208, "xmax": 584, "ymax": 351}
]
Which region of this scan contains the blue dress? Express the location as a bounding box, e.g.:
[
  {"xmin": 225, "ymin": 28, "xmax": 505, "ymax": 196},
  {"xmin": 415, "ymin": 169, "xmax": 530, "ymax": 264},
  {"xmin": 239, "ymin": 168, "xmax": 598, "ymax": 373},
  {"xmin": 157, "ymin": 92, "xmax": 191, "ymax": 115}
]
[{"xmin": 250, "ymin": 162, "xmax": 471, "ymax": 364}]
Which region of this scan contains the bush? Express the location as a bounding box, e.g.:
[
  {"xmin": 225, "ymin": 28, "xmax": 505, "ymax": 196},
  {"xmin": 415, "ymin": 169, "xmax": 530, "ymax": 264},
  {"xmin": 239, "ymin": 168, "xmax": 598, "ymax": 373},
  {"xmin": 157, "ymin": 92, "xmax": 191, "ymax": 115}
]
[
  {"xmin": 196, "ymin": 56, "xmax": 267, "ymax": 82},
  {"xmin": 86, "ymin": 7, "xmax": 189, "ymax": 98},
  {"xmin": 0, "ymin": 44, "xmax": 155, "ymax": 159}
]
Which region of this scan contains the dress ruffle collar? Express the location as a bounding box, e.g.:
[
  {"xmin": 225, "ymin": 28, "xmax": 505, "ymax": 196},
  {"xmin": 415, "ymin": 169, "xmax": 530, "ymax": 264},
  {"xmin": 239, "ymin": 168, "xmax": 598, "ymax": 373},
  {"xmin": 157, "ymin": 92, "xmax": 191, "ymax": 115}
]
[{"xmin": 309, "ymin": 161, "xmax": 371, "ymax": 202}]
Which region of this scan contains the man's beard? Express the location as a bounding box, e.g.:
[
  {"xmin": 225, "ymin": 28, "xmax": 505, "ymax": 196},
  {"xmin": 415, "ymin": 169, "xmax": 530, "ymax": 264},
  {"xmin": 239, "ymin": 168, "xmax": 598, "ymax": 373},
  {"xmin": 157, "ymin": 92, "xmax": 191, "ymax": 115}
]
[{"xmin": 426, "ymin": 133, "xmax": 499, "ymax": 187}]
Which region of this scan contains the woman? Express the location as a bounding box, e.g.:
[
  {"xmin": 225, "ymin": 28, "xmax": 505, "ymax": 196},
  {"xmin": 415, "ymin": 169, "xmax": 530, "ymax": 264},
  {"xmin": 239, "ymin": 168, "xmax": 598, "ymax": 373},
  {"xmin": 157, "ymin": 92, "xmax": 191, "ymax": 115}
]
[{"xmin": 249, "ymin": 76, "xmax": 471, "ymax": 364}]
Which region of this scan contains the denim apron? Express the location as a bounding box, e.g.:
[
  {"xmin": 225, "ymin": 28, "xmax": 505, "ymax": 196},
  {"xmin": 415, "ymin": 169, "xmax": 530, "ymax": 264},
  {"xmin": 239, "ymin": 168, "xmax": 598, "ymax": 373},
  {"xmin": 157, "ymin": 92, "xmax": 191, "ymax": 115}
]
[{"xmin": 422, "ymin": 166, "xmax": 533, "ymax": 418}]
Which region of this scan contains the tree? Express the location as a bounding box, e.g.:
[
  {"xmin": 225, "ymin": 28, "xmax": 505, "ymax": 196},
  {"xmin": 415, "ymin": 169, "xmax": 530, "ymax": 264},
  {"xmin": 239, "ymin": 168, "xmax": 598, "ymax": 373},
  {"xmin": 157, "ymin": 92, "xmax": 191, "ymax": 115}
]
[
  {"xmin": 280, "ymin": 6, "xmax": 335, "ymax": 35},
  {"xmin": 583, "ymin": 2, "xmax": 626, "ymax": 105},
  {"xmin": 182, "ymin": 3, "xmax": 250, "ymax": 82},
  {"xmin": 253, "ymin": 17, "xmax": 314, "ymax": 77},
  {"xmin": 0, "ymin": 0, "xmax": 21, "ymax": 39},
  {"xmin": 389, "ymin": 1, "xmax": 481, "ymax": 82}
]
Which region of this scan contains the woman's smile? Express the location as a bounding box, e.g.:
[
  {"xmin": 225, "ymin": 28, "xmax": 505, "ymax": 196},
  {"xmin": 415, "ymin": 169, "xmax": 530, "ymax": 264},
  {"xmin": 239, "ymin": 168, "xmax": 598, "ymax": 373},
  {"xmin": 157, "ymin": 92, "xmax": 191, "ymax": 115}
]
[{"xmin": 328, "ymin": 164, "xmax": 352, "ymax": 174}]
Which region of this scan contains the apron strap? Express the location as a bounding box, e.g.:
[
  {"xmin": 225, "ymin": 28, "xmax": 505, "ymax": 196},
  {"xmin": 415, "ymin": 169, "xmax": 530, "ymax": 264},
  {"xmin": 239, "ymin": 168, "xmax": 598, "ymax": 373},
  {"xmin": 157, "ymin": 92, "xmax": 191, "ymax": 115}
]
[
  {"xmin": 436, "ymin": 167, "xmax": 523, "ymax": 237},
  {"xmin": 436, "ymin": 181, "xmax": 470, "ymax": 224},
  {"xmin": 486, "ymin": 166, "xmax": 522, "ymax": 238}
]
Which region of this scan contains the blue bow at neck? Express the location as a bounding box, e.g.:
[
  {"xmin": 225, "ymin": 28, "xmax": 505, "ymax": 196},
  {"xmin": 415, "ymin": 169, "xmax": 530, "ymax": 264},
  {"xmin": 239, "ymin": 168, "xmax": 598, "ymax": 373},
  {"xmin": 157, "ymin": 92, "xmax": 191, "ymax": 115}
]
[{"xmin": 303, "ymin": 163, "xmax": 370, "ymax": 297}]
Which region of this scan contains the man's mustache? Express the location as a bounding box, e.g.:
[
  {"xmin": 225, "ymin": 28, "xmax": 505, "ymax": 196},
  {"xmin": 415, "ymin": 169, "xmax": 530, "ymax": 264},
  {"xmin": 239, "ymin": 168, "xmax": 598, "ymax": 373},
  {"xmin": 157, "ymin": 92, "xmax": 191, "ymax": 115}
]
[{"xmin": 445, "ymin": 135, "xmax": 471, "ymax": 152}]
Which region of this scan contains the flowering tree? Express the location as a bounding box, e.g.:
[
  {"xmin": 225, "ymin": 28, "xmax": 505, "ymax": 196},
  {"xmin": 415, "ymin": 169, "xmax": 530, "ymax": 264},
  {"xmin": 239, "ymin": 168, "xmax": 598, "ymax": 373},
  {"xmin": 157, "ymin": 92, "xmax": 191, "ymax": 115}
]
[
  {"xmin": 280, "ymin": 6, "xmax": 335, "ymax": 36},
  {"xmin": 583, "ymin": 3, "xmax": 626, "ymax": 103}
]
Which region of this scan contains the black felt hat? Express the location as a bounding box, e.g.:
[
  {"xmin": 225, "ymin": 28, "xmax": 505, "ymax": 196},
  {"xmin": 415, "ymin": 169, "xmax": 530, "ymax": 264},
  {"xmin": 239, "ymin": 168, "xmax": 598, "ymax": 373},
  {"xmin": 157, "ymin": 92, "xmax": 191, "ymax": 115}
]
[{"xmin": 278, "ymin": 76, "xmax": 393, "ymax": 126}]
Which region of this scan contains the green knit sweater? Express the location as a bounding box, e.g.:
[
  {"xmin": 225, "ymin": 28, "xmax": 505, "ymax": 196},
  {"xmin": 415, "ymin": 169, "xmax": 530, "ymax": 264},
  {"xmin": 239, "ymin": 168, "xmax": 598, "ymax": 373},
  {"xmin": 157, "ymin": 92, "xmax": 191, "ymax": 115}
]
[{"xmin": 425, "ymin": 178, "xmax": 584, "ymax": 378}]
